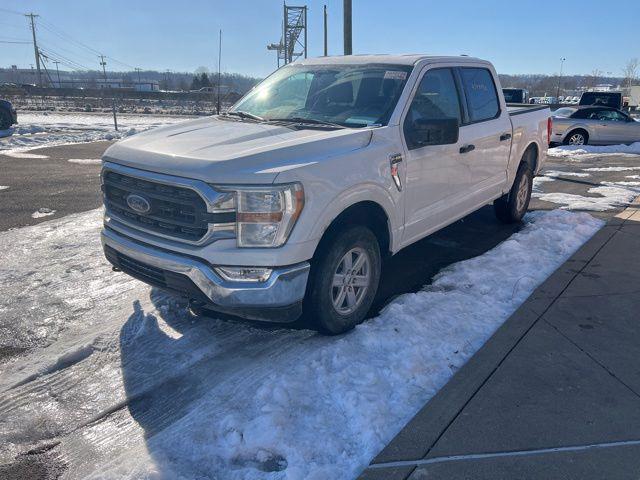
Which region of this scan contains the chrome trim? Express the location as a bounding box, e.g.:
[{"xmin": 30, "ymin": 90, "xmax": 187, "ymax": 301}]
[
  {"xmin": 101, "ymin": 161, "xmax": 236, "ymax": 246},
  {"xmin": 102, "ymin": 227, "xmax": 310, "ymax": 309}
]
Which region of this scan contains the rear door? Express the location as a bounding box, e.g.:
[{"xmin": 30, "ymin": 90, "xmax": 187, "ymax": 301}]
[
  {"xmin": 400, "ymin": 66, "xmax": 468, "ymax": 245},
  {"xmin": 456, "ymin": 66, "xmax": 512, "ymax": 199}
]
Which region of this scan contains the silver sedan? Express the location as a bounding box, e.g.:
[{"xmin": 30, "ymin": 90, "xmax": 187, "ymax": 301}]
[{"xmin": 550, "ymin": 106, "xmax": 640, "ymax": 145}]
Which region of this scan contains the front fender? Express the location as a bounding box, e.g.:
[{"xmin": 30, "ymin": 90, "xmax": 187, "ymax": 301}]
[{"xmin": 309, "ymin": 182, "xmax": 401, "ymax": 252}]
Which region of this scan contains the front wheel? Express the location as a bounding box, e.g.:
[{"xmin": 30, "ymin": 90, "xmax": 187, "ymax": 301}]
[
  {"xmin": 494, "ymin": 162, "xmax": 533, "ymax": 224},
  {"xmin": 306, "ymin": 225, "xmax": 381, "ymax": 335}
]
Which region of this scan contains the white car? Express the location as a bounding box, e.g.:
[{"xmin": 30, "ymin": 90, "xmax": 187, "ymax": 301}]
[{"xmin": 101, "ymin": 55, "xmax": 550, "ymax": 334}]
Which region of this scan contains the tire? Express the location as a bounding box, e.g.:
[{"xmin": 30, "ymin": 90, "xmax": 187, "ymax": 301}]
[
  {"xmin": 563, "ymin": 129, "xmax": 588, "ymax": 146},
  {"xmin": 0, "ymin": 109, "xmax": 11, "ymax": 130},
  {"xmin": 306, "ymin": 225, "xmax": 381, "ymax": 335},
  {"xmin": 494, "ymin": 160, "xmax": 533, "ymax": 224}
]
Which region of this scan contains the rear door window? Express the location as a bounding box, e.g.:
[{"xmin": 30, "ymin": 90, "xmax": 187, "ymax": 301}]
[{"xmin": 459, "ymin": 68, "xmax": 500, "ymax": 122}]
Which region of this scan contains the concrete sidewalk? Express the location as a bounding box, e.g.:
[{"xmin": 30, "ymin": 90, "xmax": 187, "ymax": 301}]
[{"xmin": 360, "ymin": 200, "xmax": 640, "ymax": 480}]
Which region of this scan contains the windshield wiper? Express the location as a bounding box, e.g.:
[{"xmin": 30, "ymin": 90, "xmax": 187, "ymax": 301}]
[
  {"xmin": 224, "ymin": 110, "xmax": 265, "ymax": 122},
  {"xmin": 268, "ymin": 117, "xmax": 347, "ymax": 129}
]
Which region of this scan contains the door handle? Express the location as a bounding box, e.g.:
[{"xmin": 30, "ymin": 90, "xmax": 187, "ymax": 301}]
[
  {"xmin": 500, "ymin": 133, "xmax": 512, "ymax": 141},
  {"xmin": 459, "ymin": 144, "xmax": 475, "ymax": 154}
]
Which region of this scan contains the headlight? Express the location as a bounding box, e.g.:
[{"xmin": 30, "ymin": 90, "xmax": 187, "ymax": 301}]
[{"xmin": 213, "ymin": 183, "xmax": 304, "ymax": 248}]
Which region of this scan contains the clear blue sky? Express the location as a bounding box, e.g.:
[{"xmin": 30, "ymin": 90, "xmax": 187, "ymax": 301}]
[{"xmin": 1, "ymin": 0, "xmax": 638, "ymax": 78}]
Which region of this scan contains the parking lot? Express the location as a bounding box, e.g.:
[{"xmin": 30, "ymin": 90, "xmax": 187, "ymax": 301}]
[{"xmin": 1, "ymin": 129, "xmax": 639, "ymax": 478}]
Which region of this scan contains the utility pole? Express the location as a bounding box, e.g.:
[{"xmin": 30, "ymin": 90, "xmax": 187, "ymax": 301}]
[
  {"xmin": 324, "ymin": 5, "xmax": 328, "ymax": 56},
  {"xmin": 217, "ymin": 29, "xmax": 222, "ymax": 115},
  {"xmin": 25, "ymin": 13, "xmax": 42, "ymax": 87},
  {"xmin": 99, "ymin": 55, "xmax": 118, "ymax": 131},
  {"xmin": 556, "ymin": 57, "xmax": 566, "ymax": 100},
  {"xmin": 53, "ymin": 60, "xmax": 61, "ymax": 88},
  {"xmin": 343, "ymin": 0, "xmax": 352, "ymax": 55}
]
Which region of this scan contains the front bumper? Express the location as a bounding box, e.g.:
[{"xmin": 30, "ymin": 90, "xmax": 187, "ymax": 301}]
[{"xmin": 101, "ymin": 227, "xmax": 310, "ymax": 322}]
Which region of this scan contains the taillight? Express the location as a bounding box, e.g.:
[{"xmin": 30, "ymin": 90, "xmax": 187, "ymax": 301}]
[{"xmin": 547, "ymin": 117, "xmax": 552, "ymax": 145}]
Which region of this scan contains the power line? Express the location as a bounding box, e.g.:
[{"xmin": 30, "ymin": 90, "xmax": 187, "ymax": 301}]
[
  {"xmin": 0, "ymin": 40, "xmax": 31, "ymax": 45},
  {"xmin": 0, "ymin": 7, "xmax": 24, "ymax": 16}
]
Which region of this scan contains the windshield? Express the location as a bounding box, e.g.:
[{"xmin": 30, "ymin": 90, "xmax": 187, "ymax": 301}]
[{"xmin": 230, "ymin": 64, "xmax": 412, "ymax": 127}]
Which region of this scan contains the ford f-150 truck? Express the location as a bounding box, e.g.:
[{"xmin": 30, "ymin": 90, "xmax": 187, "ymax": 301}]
[{"xmin": 101, "ymin": 55, "xmax": 551, "ymax": 334}]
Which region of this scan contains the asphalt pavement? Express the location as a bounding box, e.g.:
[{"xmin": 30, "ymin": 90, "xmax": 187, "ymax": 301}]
[{"xmin": 0, "ymin": 141, "xmax": 110, "ymax": 231}]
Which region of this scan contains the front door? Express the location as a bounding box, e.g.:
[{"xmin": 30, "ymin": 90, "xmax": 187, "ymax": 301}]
[{"xmin": 401, "ymin": 67, "xmax": 468, "ymax": 245}]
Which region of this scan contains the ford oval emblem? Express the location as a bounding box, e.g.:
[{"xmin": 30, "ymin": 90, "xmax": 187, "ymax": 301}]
[{"xmin": 126, "ymin": 194, "xmax": 151, "ymax": 214}]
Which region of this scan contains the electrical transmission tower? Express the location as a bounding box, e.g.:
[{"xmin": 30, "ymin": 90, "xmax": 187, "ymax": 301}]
[{"xmin": 267, "ymin": 5, "xmax": 307, "ymax": 68}]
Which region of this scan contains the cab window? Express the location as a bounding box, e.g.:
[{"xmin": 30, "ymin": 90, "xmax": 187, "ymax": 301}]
[
  {"xmin": 459, "ymin": 67, "xmax": 500, "ymax": 122},
  {"xmin": 403, "ymin": 68, "xmax": 461, "ymax": 150}
]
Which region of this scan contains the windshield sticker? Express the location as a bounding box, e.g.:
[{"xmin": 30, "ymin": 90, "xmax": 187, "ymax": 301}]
[{"xmin": 384, "ymin": 70, "xmax": 407, "ymax": 81}]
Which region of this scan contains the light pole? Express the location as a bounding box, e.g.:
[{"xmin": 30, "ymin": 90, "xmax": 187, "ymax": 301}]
[{"xmin": 556, "ymin": 57, "xmax": 565, "ymax": 100}]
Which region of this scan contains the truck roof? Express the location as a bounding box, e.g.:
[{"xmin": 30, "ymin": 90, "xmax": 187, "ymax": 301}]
[{"xmin": 295, "ymin": 54, "xmax": 487, "ymax": 66}]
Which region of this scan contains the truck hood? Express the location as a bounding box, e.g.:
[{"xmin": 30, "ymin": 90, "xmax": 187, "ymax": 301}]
[{"xmin": 103, "ymin": 116, "xmax": 373, "ymax": 183}]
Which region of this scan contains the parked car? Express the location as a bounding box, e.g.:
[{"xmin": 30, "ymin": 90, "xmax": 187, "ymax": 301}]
[
  {"xmin": 0, "ymin": 99, "xmax": 17, "ymax": 129},
  {"xmin": 100, "ymin": 55, "xmax": 550, "ymax": 334},
  {"xmin": 579, "ymin": 91, "xmax": 623, "ymax": 110},
  {"xmin": 550, "ymin": 106, "xmax": 640, "ymax": 145},
  {"xmin": 502, "ymin": 88, "xmax": 530, "ymax": 104}
]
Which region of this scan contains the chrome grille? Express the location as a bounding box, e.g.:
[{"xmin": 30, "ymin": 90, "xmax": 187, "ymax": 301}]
[{"xmin": 103, "ymin": 170, "xmax": 220, "ymax": 242}]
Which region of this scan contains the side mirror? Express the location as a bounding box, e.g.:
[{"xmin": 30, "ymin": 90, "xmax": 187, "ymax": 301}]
[{"xmin": 405, "ymin": 117, "xmax": 459, "ymax": 149}]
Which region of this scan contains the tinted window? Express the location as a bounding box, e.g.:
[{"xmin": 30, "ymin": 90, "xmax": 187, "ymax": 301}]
[
  {"xmin": 579, "ymin": 92, "xmax": 622, "ymax": 108},
  {"xmin": 460, "ymin": 68, "xmax": 500, "ymax": 122},
  {"xmin": 571, "ymin": 108, "xmax": 594, "ymax": 119},
  {"xmin": 588, "ymin": 109, "xmax": 628, "ymax": 122},
  {"xmin": 403, "ymin": 68, "xmax": 461, "ymax": 149}
]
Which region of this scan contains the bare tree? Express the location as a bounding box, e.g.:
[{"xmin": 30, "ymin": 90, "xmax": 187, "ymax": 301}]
[{"xmin": 622, "ymin": 58, "xmax": 640, "ymax": 89}]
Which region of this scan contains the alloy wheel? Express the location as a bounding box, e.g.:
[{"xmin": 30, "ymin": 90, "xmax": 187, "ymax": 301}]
[{"xmin": 331, "ymin": 247, "xmax": 371, "ymax": 315}]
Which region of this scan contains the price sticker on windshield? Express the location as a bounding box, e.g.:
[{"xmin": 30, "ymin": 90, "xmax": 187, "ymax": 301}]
[{"xmin": 384, "ymin": 70, "xmax": 407, "ymax": 81}]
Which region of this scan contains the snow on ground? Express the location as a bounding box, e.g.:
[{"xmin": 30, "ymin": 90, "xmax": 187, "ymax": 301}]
[
  {"xmin": 31, "ymin": 208, "xmax": 57, "ymax": 218},
  {"xmin": 534, "ymin": 184, "xmax": 640, "ymax": 211},
  {"xmin": 0, "ymin": 208, "xmax": 602, "ymax": 479},
  {"xmin": 68, "ymin": 158, "xmax": 102, "ymax": 165},
  {"xmin": 3, "ymin": 152, "xmax": 50, "ymax": 159},
  {"xmin": 548, "ymin": 142, "xmax": 640, "ymax": 160},
  {"xmin": 533, "ymin": 176, "xmax": 555, "ymax": 192},
  {"xmin": 626, "ymin": 175, "xmax": 640, "ymax": 179},
  {"xmin": 544, "ymin": 170, "xmax": 590, "ymax": 178},
  {"xmin": 583, "ymin": 166, "xmax": 640, "ymax": 172},
  {"xmin": 0, "ymin": 112, "xmax": 189, "ymax": 154},
  {"xmin": 0, "ymin": 186, "xmax": 8, "ymax": 191}
]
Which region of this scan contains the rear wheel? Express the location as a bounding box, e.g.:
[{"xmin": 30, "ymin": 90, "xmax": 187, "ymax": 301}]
[
  {"xmin": 564, "ymin": 129, "xmax": 588, "ymax": 146},
  {"xmin": 494, "ymin": 160, "xmax": 533, "ymax": 224},
  {"xmin": 306, "ymin": 225, "xmax": 381, "ymax": 335}
]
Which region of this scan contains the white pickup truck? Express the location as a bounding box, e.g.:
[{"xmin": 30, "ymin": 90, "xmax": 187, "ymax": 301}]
[{"xmin": 101, "ymin": 55, "xmax": 551, "ymax": 334}]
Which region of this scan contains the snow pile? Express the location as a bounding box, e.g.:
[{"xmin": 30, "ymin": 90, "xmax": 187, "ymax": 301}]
[
  {"xmin": 121, "ymin": 210, "xmax": 601, "ymax": 480},
  {"xmin": 533, "ymin": 176, "xmax": 555, "ymax": 192},
  {"xmin": 583, "ymin": 166, "xmax": 640, "ymax": 172},
  {"xmin": 548, "ymin": 142, "xmax": 640, "ymax": 159},
  {"xmin": 0, "ymin": 112, "xmax": 188, "ymax": 154},
  {"xmin": 534, "ymin": 184, "xmax": 640, "ymax": 211},
  {"xmin": 68, "ymin": 158, "xmax": 102, "ymax": 165},
  {"xmin": 31, "ymin": 208, "xmax": 57, "ymax": 218},
  {"xmin": 544, "ymin": 170, "xmax": 590, "ymax": 178},
  {"xmin": 4, "ymin": 152, "xmax": 49, "ymax": 159},
  {"xmin": 0, "ymin": 208, "xmax": 603, "ymax": 479}
]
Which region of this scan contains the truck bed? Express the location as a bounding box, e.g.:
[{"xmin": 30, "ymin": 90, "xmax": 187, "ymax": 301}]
[{"xmin": 507, "ymin": 103, "xmax": 550, "ymax": 116}]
